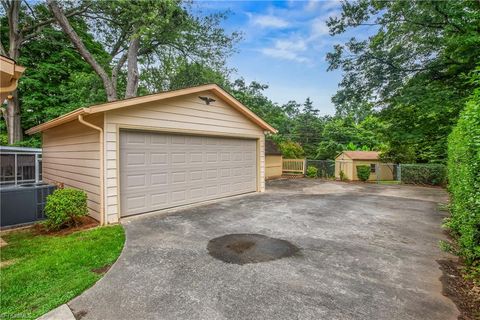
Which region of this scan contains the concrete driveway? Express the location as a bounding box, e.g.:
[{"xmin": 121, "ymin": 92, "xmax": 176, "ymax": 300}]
[{"xmin": 69, "ymin": 179, "xmax": 458, "ymax": 320}]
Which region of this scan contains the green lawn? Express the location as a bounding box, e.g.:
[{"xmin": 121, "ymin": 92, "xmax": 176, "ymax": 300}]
[
  {"xmin": 376, "ymin": 180, "xmax": 401, "ymax": 185},
  {"xmin": 0, "ymin": 225, "xmax": 125, "ymax": 319}
]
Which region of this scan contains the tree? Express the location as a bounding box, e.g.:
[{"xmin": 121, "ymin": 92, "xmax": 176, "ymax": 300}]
[
  {"xmin": 17, "ymin": 22, "xmax": 108, "ymax": 131},
  {"xmin": 229, "ymin": 79, "xmax": 290, "ymax": 134},
  {"xmin": 327, "ymin": 0, "xmax": 480, "ymax": 162},
  {"xmin": 278, "ymin": 141, "xmax": 305, "ymax": 159},
  {"xmin": 316, "ymin": 116, "xmax": 384, "ymax": 160},
  {"xmin": 293, "ymin": 98, "xmax": 324, "ymax": 158},
  {"xmin": 0, "ymin": 0, "xmax": 86, "ymax": 143},
  {"xmin": 46, "ymin": 0, "xmax": 239, "ymax": 101},
  {"xmin": 167, "ymin": 61, "xmax": 229, "ymax": 90}
]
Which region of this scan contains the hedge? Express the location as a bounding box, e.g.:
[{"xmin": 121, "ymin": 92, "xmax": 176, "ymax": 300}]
[
  {"xmin": 400, "ymin": 163, "xmax": 447, "ymax": 186},
  {"xmin": 445, "ymin": 79, "xmax": 480, "ymax": 266},
  {"xmin": 356, "ymin": 165, "xmax": 370, "ymax": 182}
]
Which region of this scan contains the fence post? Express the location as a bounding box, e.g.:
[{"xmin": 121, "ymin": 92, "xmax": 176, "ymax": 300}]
[
  {"xmin": 398, "ymin": 164, "xmax": 402, "ymax": 182},
  {"xmin": 303, "ymin": 159, "xmax": 307, "ymax": 175}
]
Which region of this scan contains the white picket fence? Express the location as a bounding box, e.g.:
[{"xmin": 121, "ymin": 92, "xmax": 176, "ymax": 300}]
[{"xmin": 282, "ymin": 159, "xmax": 306, "ymax": 174}]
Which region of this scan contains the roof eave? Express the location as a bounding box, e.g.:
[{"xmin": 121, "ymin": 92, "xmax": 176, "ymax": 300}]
[
  {"xmin": 26, "ymin": 84, "xmax": 277, "ymax": 135},
  {"xmin": 25, "ymin": 108, "xmax": 90, "ymax": 135}
]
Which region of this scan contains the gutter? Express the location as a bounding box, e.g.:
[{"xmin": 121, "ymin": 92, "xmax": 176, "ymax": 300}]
[
  {"xmin": 26, "ymin": 108, "xmax": 90, "ymax": 135},
  {"xmin": 78, "ymin": 114, "xmax": 105, "ymax": 226}
]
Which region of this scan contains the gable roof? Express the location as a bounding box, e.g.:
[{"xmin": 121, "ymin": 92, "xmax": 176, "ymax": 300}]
[
  {"xmin": 26, "ymin": 84, "xmax": 277, "ymax": 134},
  {"xmin": 265, "ymin": 140, "xmax": 282, "ymax": 156},
  {"xmin": 339, "ymin": 151, "xmax": 380, "ymax": 160}
]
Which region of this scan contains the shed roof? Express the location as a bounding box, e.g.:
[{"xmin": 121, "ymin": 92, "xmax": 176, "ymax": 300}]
[
  {"xmin": 0, "ymin": 146, "xmax": 42, "ymax": 153},
  {"xmin": 26, "ymin": 84, "xmax": 277, "ymax": 134},
  {"xmin": 339, "ymin": 151, "xmax": 380, "ymax": 160},
  {"xmin": 265, "ymin": 140, "xmax": 282, "ymax": 156}
]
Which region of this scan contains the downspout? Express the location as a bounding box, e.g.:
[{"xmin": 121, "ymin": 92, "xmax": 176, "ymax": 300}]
[{"xmin": 78, "ymin": 114, "xmax": 105, "ymax": 226}]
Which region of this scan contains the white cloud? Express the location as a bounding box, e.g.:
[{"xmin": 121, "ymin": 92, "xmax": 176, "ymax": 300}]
[
  {"xmin": 260, "ymin": 38, "xmax": 310, "ymax": 63},
  {"xmin": 251, "ymin": 14, "xmax": 290, "ymax": 28},
  {"xmin": 305, "ymin": 0, "xmax": 319, "ymax": 12},
  {"xmin": 310, "ymin": 17, "xmax": 330, "ymax": 38},
  {"xmin": 320, "ymin": 0, "xmax": 343, "ymax": 11},
  {"xmin": 306, "ymin": 0, "xmax": 341, "ymax": 12}
]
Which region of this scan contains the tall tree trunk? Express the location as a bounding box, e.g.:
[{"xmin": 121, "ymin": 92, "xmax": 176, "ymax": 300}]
[
  {"xmin": 6, "ymin": 92, "xmax": 22, "ymax": 144},
  {"xmin": 47, "ymin": 0, "xmax": 118, "ymax": 101},
  {"xmin": 125, "ymin": 37, "xmax": 140, "ymax": 98},
  {"xmin": 3, "ymin": 0, "xmax": 23, "ymax": 144}
]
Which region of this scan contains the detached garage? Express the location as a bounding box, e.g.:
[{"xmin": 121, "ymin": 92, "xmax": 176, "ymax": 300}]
[{"xmin": 27, "ymin": 84, "xmax": 276, "ymax": 224}]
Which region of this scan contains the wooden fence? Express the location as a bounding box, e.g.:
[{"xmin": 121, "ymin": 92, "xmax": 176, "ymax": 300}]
[{"xmin": 282, "ymin": 159, "xmax": 306, "ymax": 174}]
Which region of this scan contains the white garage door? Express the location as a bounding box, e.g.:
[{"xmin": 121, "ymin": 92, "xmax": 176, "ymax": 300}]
[{"xmin": 120, "ymin": 130, "xmax": 257, "ymax": 216}]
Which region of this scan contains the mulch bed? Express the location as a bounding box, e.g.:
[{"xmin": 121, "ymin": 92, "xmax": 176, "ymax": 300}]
[
  {"xmin": 33, "ymin": 216, "xmax": 99, "ymax": 236},
  {"xmin": 438, "ymin": 259, "xmax": 480, "ymax": 320}
]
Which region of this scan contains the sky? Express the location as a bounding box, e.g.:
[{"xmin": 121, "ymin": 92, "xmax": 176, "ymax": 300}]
[{"xmin": 194, "ymin": 0, "xmax": 357, "ymax": 115}]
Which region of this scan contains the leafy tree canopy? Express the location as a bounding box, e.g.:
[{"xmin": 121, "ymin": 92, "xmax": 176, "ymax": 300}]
[{"xmin": 327, "ymin": 0, "xmax": 480, "ymax": 162}]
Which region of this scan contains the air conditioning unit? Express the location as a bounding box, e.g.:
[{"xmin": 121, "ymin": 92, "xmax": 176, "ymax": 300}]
[{"xmin": 0, "ymin": 183, "xmax": 56, "ymax": 228}]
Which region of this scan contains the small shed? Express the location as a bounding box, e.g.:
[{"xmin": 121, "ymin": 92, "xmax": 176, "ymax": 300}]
[
  {"xmin": 27, "ymin": 84, "xmax": 276, "ymax": 224},
  {"xmin": 335, "ymin": 151, "xmax": 394, "ymax": 181},
  {"xmin": 265, "ymin": 140, "xmax": 282, "ymax": 179}
]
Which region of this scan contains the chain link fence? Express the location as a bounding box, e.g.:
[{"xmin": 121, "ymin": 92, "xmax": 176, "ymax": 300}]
[
  {"xmin": 306, "ymin": 160, "xmax": 335, "ymax": 178},
  {"xmin": 374, "ymin": 163, "xmax": 446, "ymax": 186}
]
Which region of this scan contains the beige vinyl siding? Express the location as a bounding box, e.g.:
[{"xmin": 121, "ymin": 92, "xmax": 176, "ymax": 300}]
[
  {"xmin": 351, "ymin": 160, "xmax": 394, "ymax": 181},
  {"xmin": 104, "ymin": 91, "xmax": 265, "ymax": 223},
  {"xmin": 335, "ymin": 153, "xmax": 395, "ymax": 181},
  {"xmin": 42, "ymin": 114, "xmax": 103, "ymax": 220},
  {"xmin": 265, "ymin": 155, "xmax": 282, "ymax": 179},
  {"xmin": 335, "ymin": 154, "xmax": 353, "ymax": 180}
]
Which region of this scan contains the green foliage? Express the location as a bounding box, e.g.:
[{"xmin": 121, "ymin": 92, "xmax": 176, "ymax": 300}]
[
  {"xmin": 356, "ymin": 165, "xmax": 371, "ymax": 182},
  {"xmin": 307, "ymin": 160, "xmax": 335, "ymax": 178},
  {"xmin": 167, "ymin": 61, "xmax": 229, "ymax": 90},
  {"xmin": 327, "ymin": 0, "xmax": 480, "ymax": 163},
  {"xmin": 278, "ymin": 140, "xmax": 305, "ymax": 159},
  {"xmin": 400, "ymin": 164, "xmax": 447, "ymax": 186},
  {"xmin": 439, "ymin": 240, "xmax": 455, "ymax": 255},
  {"xmin": 445, "ymin": 68, "xmax": 480, "ymax": 266},
  {"xmin": 306, "ymin": 166, "xmax": 318, "ymax": 178},
  {"xmin": 88, "ymin": 0, "xmax": 239, "ymax": 96},
  {"xmin": 44, "ymin": 188, "xmax": 88, "ymax": 230},
  {"xmin": 339, "ymin": 170, "xmax": 347, "ymax": 181},
  {"xmin": 0, "ymin": 19, "xmax": 109, "ymax": 133},
  {"xmin": 0, "ymin": 133, "xmax": 41, "ymax": 147},
  {"xmin": 292, "ymin": 98, "xmax": 325, "ymax": 158},
  {"xmin": 1, "ymin": 226, "xmax": 124, "ymax": 319},
  {"xmin": 0, "ymin": 134, "xmax": 7, "ymax": 146},
  {"xmin": 316, "ymin": 115, "xmax": 384, "ymax": 160},
  {"xmin": 230, "ymin": 80, "xmax": 291, "ymax": 136}
]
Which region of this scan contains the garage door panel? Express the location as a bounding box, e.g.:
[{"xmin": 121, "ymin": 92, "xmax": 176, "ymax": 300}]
[{"xmin": 120, "ymin": 131, "xmax": 257, "ymax": 216}]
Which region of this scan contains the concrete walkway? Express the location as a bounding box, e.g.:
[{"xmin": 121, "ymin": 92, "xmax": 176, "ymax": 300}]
[
  {"xmin": 68, "ymin": 180, "xmax": 458, "ymax": 320},
  {"xmin": 37, "ymin": 304, "xmax": 75, "ymax": 320}
]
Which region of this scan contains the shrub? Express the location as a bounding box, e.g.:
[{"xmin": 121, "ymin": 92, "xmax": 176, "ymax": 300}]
[
  {"xmin": 0, "ymin": 133, "xmax": 7, "ymax": 146},
  {"xmin": 44, "ymin": 188, "xmax": 88, "ymax": 230},
  {"xmin": 278, "ymin": 140, "xmax": 305, "ymax": 159},
  {"xmin": 356, "ymin": 165, "xmax": 370, "ymax": 182},
  {"xmin": 400, "ymin": 164, "xmax": 447, "ymax": 186},
  {"xmin": 339, "ymin": 170, "xmax": 347, "ymax": 181},
  {"xmin": 306, "ymin": 166, "xmax": 318, "ymax": 178},
  {"xmin": 445, "ymin": 76, "xmax": 480, "ymax": 267}
]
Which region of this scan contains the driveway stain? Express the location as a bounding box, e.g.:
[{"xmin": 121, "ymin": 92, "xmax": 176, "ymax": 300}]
[{"xmin": 207, "ymin": 233, "xmax": 300, "ymax": 265}]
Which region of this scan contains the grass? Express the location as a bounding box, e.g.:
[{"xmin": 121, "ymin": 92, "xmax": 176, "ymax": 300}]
[
  {"xmin": 376, "ymin": 180, "xmax": 401, "ymax": 185},
  {"xmin": 0, "ymin": 225, "xmax": 125, "ymax": 319}
]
